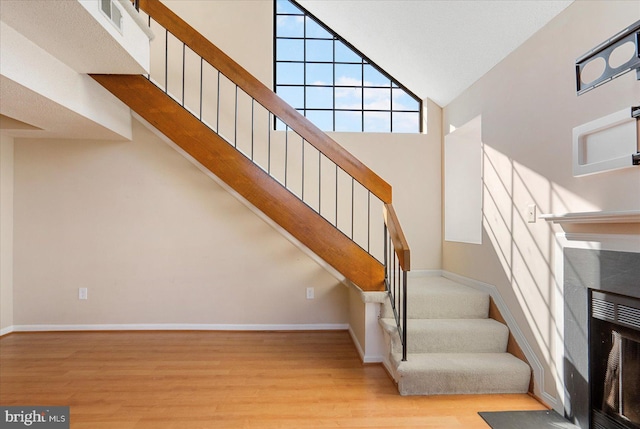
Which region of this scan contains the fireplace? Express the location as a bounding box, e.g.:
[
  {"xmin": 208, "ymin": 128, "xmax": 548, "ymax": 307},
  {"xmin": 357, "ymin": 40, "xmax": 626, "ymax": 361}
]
[
  {"xmin": 590, "ymin": 291, "xmax": 640, "ymax": 429},
  {"xmin": 564, "ymin": 248, "xmax": 640, "ymax": 429}
]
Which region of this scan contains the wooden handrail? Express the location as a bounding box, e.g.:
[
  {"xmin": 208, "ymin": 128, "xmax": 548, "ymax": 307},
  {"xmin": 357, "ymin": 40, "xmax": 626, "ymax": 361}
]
[
  {"xmin": 383, "ymin": 203, "xmax": 410, "ymax": 271},
  {"xmin": 138, "ymin": 0, "xmax": 392, "ymax": 204}
]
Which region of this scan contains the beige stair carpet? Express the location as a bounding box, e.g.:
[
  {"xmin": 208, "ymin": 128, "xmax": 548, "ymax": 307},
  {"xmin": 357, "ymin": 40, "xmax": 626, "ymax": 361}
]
[{"xmin": 380, "ymin": 276, "xmax": 531, "ymax": 396}]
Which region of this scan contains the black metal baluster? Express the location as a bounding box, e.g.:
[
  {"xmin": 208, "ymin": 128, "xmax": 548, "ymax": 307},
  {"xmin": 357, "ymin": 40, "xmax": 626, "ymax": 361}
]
[
  {"xmin": 367, "ymin": 192, "xmax": 371, "ymax": 253},
  {"xmin": 164, "ymin": 29, "xmax": 168, "ymax": 93},
  {"xmin": 234, "ymin": 85, "xmax": 238, "ymax": 147},
  {"xmin": 284, "ymin": 125, "xmax": 288, "ymax": 187},
  {"xmin": 402, "ymin": 270, "xmax": 407, "ymax": 361},
  {"xmin": 181, "ymin": 42, "xmax": 185, "ymax": 106},
  {"xmin": 147, "ymin": 16, "xmax": 152, "ymax": 80},
  {"xmin": 351, "ymin": 178, "xmax": 354, "ymax": 239},
  {"xmin": 335, "ymin": 164, "xmax": 338, "ymax": 227},
  {"xmin": 394, "ymin": 253, "xmax": 398, "ymax": 313},
  {"xmin": 199, "ymin": 57, "xmax": 203, "ymax": 121},
  {"xmin": 216, "ymin": 71, "xmax": 221, "ymax": 133},
  {"xmin": 396, "ymin": 255, "xmax": 400, "ymax": 328},
  {"xmin": 251, "ymin": 99, "xmax": 254, "ymax": 161},
  {"xmin": 318, "ymin": 151, "xmax": 321, "ymax": 215},
  {"xmin": 268, "ymin": 114, "xmax": 272, "ymax": 175},
  {"xmin": 383, "ymin": 225, "xmax": 388, "ymax": 287}
]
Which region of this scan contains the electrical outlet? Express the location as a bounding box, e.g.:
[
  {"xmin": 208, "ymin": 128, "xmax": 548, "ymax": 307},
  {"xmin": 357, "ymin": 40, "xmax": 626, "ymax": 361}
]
[
  {"xmin": 79, "ymin": 288, "xmax": 88, "ymax": 300},
  {"xmin": 527, "ymin": 204, "xmax": 537, "ymax": 223},
  {"xmin": 306, "ymin": 287, "xmax": 314, "ymax": 300}
]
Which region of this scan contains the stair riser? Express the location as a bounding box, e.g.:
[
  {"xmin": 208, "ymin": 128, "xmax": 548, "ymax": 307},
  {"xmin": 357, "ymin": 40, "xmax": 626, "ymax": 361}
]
[
  {"xmin": 381, "ymin": 295, "xmax": 490, "ymax": 319},
  {"xmin": 396, "ymin": 355, "xmax": 531, "ymax": 396},
  {"xmin": 398, "ymin": 373, "xmax": 530, "ymax": 396}
]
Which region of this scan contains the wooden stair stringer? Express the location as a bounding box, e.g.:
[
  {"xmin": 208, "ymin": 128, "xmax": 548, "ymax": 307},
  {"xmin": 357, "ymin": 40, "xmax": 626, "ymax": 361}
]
[{"xmin": 92, "ymin": 73, "xmax": 384, "ymax": 291}]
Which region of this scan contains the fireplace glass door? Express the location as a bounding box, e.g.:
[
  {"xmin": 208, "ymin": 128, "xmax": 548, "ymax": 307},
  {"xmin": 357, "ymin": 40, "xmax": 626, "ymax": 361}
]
[{"xmin": 590, "ymin": 291, "xmax": 640, "ymax": 429}]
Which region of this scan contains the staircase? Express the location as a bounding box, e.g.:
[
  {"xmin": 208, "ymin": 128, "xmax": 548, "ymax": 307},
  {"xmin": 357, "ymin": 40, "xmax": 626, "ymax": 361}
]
[
  {"xmin": 94, "ymin": 0, "xmax": 531, "ymax": 396},
  {"xmin": 92, "ymin": 0, "xmax": 394, "ymax": 293},
  {"xmin": 380, "ymin": 276, "xmax": 531, "ymax": 395}
]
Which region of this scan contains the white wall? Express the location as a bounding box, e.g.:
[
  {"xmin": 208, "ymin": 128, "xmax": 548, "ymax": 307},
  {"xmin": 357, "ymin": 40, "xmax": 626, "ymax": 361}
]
[
  {"xmin": 0, "ymin": 133, "xmax": 14, "ymax": 333},
  {"xmin": 12, "ymin": 119, "xmax": 348, "ymax": 328},
  {"xmin": 443, "ymin": 0, "xmax": 640, "ymax": 405},
  {"xmin": 161, "ymin": 0, "xmax": 273, "ymax": 87}
]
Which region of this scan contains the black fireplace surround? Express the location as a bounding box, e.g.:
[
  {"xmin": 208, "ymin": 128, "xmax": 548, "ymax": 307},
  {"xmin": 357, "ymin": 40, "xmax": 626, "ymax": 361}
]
[{"xmin": 564, "ymin": 248, "xmax": 640, "ymax": 429}]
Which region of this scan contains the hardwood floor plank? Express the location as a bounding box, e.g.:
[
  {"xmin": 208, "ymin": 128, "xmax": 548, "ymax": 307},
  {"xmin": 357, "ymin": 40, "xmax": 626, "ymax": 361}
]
[{"xmin": 0, "ymin": 331, "xmax": 546, "ymax": 428}]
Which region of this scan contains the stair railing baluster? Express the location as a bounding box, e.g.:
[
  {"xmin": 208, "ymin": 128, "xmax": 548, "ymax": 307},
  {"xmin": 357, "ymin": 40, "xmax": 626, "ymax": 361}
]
[
  {"xmin": 367, "ymin": 192, "xmax": 371, "ymax": 253},
  {"xmin": 164, "ymin": 28, "xmax": 168, "ymax": 93},
  {"xmin": 284, "ymin": 125, "xmax": 288, "ymax": 187},
  {"xmin": 335, "ymin": 164, "xmax": 338, "ymax": 226},
  {"xmin": 318, "ymin": 151, "xmax": 321, "ymax": 215},
  {"xmin": 251, "ymin": 99, "xmax": 254, "ymax": 161},
  {"xmin": 402, "ymin": 270, "xmax": 408, "ymax": 362},
  {"xmin": 199, "ymin": 57, "xmax": 203, "ymax": 121},
  {"xmin": 268, "ymin": 114, "xmax": 271, "ymax": 174},
  {"xmin": 234, "ymin": 85, "xmax": 238, "ymax": 148},
  {"xmin": 351, "ymin": 177, "xmax": 354, "ymax": 240},
  {"xmin": 216, "ymin": 71, "xmax": 220, "ymax": 133},
  {"xmin": 181, "ymin": 42, "xmax": 185, "ymax": 106}
]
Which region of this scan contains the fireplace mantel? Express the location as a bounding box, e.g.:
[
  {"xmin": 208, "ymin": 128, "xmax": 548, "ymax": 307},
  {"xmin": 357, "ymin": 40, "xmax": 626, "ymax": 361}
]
[{"xmin": 540, "ymin": 210, "xmax": 640, "ymax": 224}]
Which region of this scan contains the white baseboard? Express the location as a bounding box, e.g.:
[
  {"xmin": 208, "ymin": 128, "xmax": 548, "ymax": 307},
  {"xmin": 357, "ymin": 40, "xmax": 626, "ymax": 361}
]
[
  {"xmin": 0, "ymin": 326, "xmax": 14, "ymax": 336},
  {"xmin": 442, "ymin": 270, "xmax": 558, "ymax": 409},
  {"xmin": 7, "ymin": 323, "xmax": 349, "ymax": 333}
]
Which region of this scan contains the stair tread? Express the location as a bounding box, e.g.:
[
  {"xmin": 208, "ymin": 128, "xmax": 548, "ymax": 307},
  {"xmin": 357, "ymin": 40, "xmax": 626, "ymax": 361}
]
[
  {"xmin": 382, "ymin": 277, "xmax": 490, "ymax": 319},
  {"xmin": 406, "ymin": 276, "xmax": 488, "ymax": 297},
  {"xmin": 380, "ymin": 317, "xmax": 509, "ymax": 353}
]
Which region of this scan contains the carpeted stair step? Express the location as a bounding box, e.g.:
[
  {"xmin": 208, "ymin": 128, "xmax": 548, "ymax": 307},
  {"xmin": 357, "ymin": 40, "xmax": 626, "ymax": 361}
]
[
  {"xmin": 379, "ymin": 317, "xmax": 509, "ymax": 354},
  {"xmin": 379, "ymin": 276, "xmax": 532, "ymax": 396},
  {"xmin": 394, "ymin": 352, "xmax": 531, "ymax": 396},
  {"xmin": 381, "ymin": 276, "xmax": 489, "ymax": 319}
]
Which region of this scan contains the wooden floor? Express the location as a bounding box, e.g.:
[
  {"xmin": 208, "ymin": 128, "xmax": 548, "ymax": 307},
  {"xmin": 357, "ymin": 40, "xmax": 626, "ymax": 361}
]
[{"xmin": 0, "ymin": 331, "xmax": 547, "ymax": 428}]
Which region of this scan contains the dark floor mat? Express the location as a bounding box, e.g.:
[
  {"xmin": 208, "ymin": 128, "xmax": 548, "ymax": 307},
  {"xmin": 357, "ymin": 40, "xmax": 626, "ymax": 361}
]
[{"xmin": 478, "ymin": 410, "xmax": 579, "ymax": 429}]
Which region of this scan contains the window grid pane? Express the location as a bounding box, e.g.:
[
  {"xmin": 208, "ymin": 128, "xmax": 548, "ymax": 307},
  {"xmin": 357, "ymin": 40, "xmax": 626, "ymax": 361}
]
[{"xmin": 275, "ymin": 0, "xmax": 421, "ymax": 133}]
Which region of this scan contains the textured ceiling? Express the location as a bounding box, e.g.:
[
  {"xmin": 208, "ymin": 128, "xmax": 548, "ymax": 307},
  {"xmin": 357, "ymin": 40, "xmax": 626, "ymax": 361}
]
[
  {"xmin": 298, "ymin": 0, "xmax": 574, "ymax": 107},
  {"xmin": 0, "ymin": 0, "xmax": 147, "ymax": 140},
  {"xmin": 0, "ymin": 0, "xmax": 147, "ymax": 74}
]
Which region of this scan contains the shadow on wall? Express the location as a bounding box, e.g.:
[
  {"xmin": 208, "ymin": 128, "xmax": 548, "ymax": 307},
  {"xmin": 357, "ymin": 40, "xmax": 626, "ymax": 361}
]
[{"xmin": 478, "ymin": 130, "xmax": 600, "ymax": 403}]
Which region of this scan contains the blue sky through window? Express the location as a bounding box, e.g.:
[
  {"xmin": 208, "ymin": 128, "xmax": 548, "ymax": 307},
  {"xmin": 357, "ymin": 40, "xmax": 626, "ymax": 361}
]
[{"xmin": 275, "ymin": 0, "xmax": 421, "ymax": 133}]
